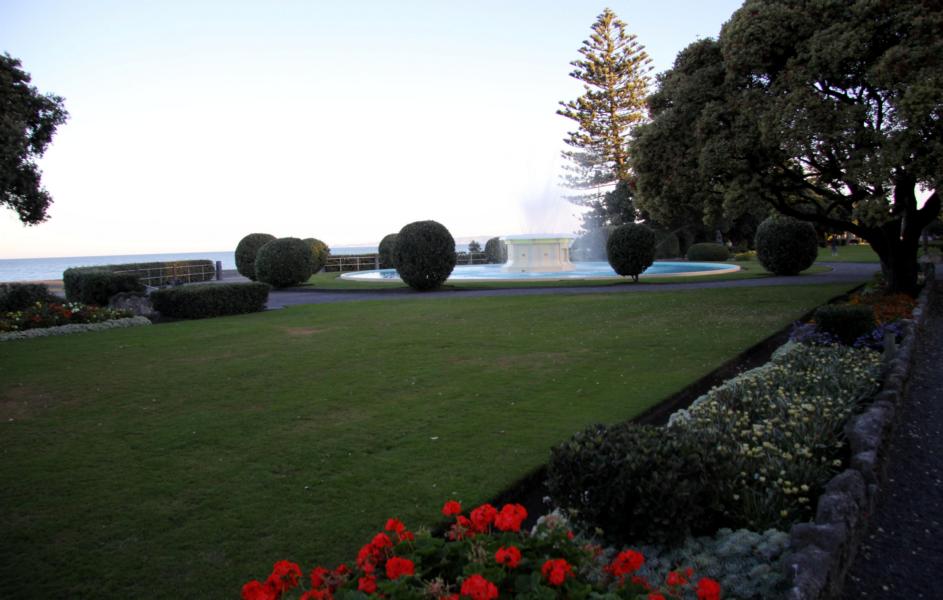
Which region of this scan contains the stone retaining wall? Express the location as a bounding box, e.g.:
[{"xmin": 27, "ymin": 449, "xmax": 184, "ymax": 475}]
[{"xmin": 784, "ymin": 269, "xmax": 936, "ymax": 599}]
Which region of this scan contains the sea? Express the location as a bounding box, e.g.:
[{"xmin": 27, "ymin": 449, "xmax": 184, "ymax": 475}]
[{"xmin": 0, "ymin": 244, "xmax": 475, "ymax": 282}]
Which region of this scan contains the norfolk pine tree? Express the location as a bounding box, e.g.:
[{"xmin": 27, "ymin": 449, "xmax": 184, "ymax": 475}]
[{"xmin": 558, "ymin": 8, "xmax": 652, "ymax": 229}]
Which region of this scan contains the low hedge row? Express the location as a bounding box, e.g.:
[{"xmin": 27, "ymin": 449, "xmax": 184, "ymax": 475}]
[
  {"xmin": 150, "ymin": 282, "xmax": 269, "ymax": 319},
  {"xmin": 63, "ymin": 260, "xmax": 216, "ymax": 305},
  {"xmin": 0, "ymin": 283, "xmax": 53, "ymax": 312},
  {"xmin": 63, "ymin": 269, "xmax": 145, "ymax": 306}
]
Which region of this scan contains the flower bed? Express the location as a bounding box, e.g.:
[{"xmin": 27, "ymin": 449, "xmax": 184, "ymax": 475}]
[
  {"xmin": 0, "ymin": 300, "xmax": 133, "ymax": 333},
  {"xmin": 242, "ymin": 501, "xmax": 721, "ymax": 600}
]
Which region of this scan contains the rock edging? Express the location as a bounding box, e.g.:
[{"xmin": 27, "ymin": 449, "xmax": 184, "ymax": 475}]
[{"xmin": 783, "ymin": 269, "xmax": 936, "ymax": 599}]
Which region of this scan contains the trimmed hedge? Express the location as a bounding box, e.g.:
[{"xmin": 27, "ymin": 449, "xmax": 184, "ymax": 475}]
[
  {"xmin": 755, "ymin": 216, "xmax": 818, "ymax": 275},
  {"xmin": 686, "ymin": 242, "xmax": 729, "ymax": 262},
  {"xmin": 150, "ymin": 282, "xmax": 269, "ymax": 319},
  {"xmin": 378, "ymin": 233, "xmax": 398, "ymax": 268},
  {"xmin": 393, "ymin": 220, "xmax": 457, "ymax": 291},
  {"xmin": 255, "ymin": 237, "xmax": 313, "ymax": 288},
  {"xmin": 235, "ymin": 233, "xmax": 276, "ymax": 280},
  {"xmin": 547, "ymin": 422, "xmax": 725, "ymax": 545},
  {"xmin": 63, "ymin": 268, "xmax": 145, "ymax": 306},
  {"xmin": 0, "ymin": 283, "xmax": 52, "ymax": 312},
  {"xmin": 303, "ymin": 238, "xmax": 330, "ymax": 274},
  {"xmin": 606, "ymin": 224, "xmax": 656, "ymax": 281},
  {"xmin": 814, "ymin": 304, "xmax": 876, "ymax": 345}
]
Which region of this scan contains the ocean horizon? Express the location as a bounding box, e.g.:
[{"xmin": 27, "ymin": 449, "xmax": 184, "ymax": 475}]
[{"xmin": 0, "ymin": 244, "xmax": 476, "ymax": 282}]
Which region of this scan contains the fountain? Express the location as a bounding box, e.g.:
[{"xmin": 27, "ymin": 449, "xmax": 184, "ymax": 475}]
[{"xmin": 501, "ymin": 234, "xmax": 575, "ymax": 273}]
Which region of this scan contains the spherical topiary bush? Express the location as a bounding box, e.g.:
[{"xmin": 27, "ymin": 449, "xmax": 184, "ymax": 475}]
[
  {"xmin": 255, "ymin": 237, "xmax": 314, "ymax": 288},
  {"xmin": 393, "ymin": 220, "xmax": 457, "ymax": 291},
  {"xmin": 755, "ymin": 216, "xmax": 819, "ymax": 275},
  {"xmin": 484, "ymin": 237, "xmax": 507, "ymax": 264},
  {"xmin": 686, "ymin": 242, "xmax": 729, "ymax": 262},
  {"xmin": 302, "ymin": 238, "xmax": 330, "ymax": 274},
  {"xmin": 606, "ymin": 224, "xmax": 656, "ymax": 282},
  {"xmin": 378, "ymin": 233, "xmax": 398, "ymax": 268},
  {"xmin": 235, "ymin": 233, "xmax": 276, "ymax": 280}
]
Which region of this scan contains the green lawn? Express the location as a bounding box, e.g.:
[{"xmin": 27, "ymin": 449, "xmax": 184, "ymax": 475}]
[
  {"xmin": 1, "ymin": 284, "xmax": 860, "ymax": 598},
  {"xmin": 817, "ymin": 243, "xmax": 880, "ymax": 262}
]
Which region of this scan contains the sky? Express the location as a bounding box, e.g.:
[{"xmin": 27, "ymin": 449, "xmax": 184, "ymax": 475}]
[{"xmin": 0, "ymin": 0, "xmax": 745, "ymax": 259}]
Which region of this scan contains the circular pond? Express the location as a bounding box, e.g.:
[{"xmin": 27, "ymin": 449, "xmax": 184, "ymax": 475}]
[{"xmin": 340, "ymin": 261, "xmax": 740, "ymax": 282}]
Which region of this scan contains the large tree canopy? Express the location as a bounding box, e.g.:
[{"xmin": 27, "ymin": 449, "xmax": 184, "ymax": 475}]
[
  {"xmin": 633, "ymin": 0, "xmax": 942, "ymax": 293},
  {"xmin": 0, "ymin": 53, "xmax": 68, "ymax": 225},
  {"xmin": 558, "ymin": 8, "xmax": 651, "ymax": 230}
]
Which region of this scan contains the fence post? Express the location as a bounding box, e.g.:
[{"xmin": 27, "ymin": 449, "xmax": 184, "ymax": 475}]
[{"xmin": 216, "ymin": 261, "xmax": 222, "ymax": 280}]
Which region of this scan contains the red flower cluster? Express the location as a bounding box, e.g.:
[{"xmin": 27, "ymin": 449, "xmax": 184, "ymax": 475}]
[
  {"xmin": 541, "ymin": 558, "xmax": 573, "ymax": 586},
  {"xmin": 446, "ymin": 500, "xmax": 528, "ymax": 539},
  {"xmin": 494, "ymin": 503, "xmax": 527, "ymax": 532},
  {"xmin": 696, "ymin": 577, "xmax": 722, "ymax": 600},
  {"xmin": 242, "ymin": 560, "xmax": 302, "ymax": 600},
  {"xmin": 494, "ymin": 545, "xmax": 522, "ymax": 568},
  {"xmin": 460, "ymin": 573, "xmax": 499, "ymax": 600},
  {"xmin": 385, "ymin": 556, "xmax": 415, "ymax": 580},
  {"xmin": 385, "ymin": 517, "xmax": 415, "ymax": 543},
  {"xmin": 441, "ymin": 500, "xmax": 462, "ymax": 516},
  {"xmin": 607, "ymin": 549, "xmax": 644, "ymax": 579}
]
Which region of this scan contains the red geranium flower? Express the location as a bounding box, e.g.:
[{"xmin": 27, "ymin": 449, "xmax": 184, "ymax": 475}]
[
  {"xmin": 356, "ymin": 544, "xmax": 379, "ymax": 574},
  {"xmin": 358, "ymin": 575, "xmax": 377, "ymax": 594},
  {"xmin": 494, "ymin": 503, "xmax": 527, "ymax": 532},
  {"xmin": 608, "ymin": 550, "xmax": 645, "ymax": 578},
  {"xmin": 385, "ymin": 556, "xmax": 415, "ymax": 580},
  {"xmin": 460, "ymin": 574, "xmax": 499, "ymax": 600},
  {"xmin": 241, "ymin": 580, "xmax": 278, "ymax": 600},
  {"xmin": 267, "ymin": 560, "xmax": 302, "ymax": 593},
  {"xmin": 494, "ymin": 545, "xmax": 522, "ymax": 568},
  {"xmin": 442, "ymin": 500, "xmax": 462, "ymax": 516},
  {"xmin": 666, "ymin": 570, "xmax": 689, "ymax": 587},
  {"xmin": 385, "ymin": 518, "xmax": 416, "ymax": 542},
  {"xmin": 310, "ymin": 566, "xmax": 330, "ymax": 589},
  {"xmin": 300, "ymin": 590, "xmax": 331, "ymax": 600},
  {"xmin": 696, "ymin": 577, "xmax": 721, "ymax": 600},
  {"xmin": 469, "ymin": 504, "xmax": 498, "ymax": 533},
  {"xmin": 647, "ymin": 594, "xmax": 666, "ymax": 600},
  {"xmin": 371, "ymin": 532, "xmax": 393, "ymax": 551},
  {"xmin": 631, "ymin": 575, "xmax": 652, "ymax": 591},
  {"xmin": 541, "ymin": 559, "xmax": 573, "ymax": 586}
]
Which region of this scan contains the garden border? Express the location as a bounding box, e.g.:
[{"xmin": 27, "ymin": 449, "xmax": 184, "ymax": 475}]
[{"xmin": 783, "ymin": 267, "xmax": 936, "ymax": 599}]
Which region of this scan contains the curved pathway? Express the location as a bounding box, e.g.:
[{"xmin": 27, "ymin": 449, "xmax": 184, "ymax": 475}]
[{"xmin": 250, "ymin": 262, "xmax": 879, "ymax": 309}]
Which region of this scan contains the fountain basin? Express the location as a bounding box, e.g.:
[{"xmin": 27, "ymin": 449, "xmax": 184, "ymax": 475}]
[
  {"xmin": 340, "ymin": 261, "xmax": 740, "ymax": 282},
  {"xmin": 501, "ymin": 234, "xmax": 575, "ymax": 273}
]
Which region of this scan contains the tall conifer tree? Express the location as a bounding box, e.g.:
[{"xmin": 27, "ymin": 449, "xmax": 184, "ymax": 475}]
[{"xmin": 558, "ymin": 9, "xmax": 651, "ymax": 228}]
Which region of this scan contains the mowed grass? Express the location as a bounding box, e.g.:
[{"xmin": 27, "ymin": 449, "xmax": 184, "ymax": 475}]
[{"xmin": 1, "ymin": 284, "xmax": 856, "ymax": 598}]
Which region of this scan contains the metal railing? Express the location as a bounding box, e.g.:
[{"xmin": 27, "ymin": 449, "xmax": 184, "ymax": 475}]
[
  {"xmin": 324, "ymin": 252, "xmax": 491, "ymax": 273},
  {"xmin": 112, "ymin": 263, "xmax": 219, "ymax": 287}
]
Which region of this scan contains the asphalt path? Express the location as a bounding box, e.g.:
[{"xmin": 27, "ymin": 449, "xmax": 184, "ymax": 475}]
[{"xmin": 228, "ymin": 262, "xmax": 881, "ymax": 309}]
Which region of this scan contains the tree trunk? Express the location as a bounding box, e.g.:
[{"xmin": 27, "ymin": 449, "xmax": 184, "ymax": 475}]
[{"xmin": 880, "ymin": 240, "xmax": 920, "ymax": 296}]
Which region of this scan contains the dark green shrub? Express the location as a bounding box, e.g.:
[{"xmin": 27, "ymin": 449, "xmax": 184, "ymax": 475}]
[
  {"xmin": 393, "ymin": 220, "xmax": 457, "ymax": 291},
  {"xmin": 686, "ymin": 242, "xmax": 729, "ymax": 262},
  {"xmin": 235, "ymin": 233, "xmax": 276, "ymax": 280},
  {"xmin": 547, "ymin": 423, "xmax": 726, "ymax": 546},
  {"xmin": 63, "ymin": 268, "xmax": 145, "ymax": 305},
  {"xmin": 150, "ymin": 282, "xmax": 269, "ymax": 319},
  {"xmin": 606, "ymin": 223, "xmax": 656, "ymax": 281},
  {"xmin": 255, "ymin": 237, "xmax": 313, "ymax": 288},
  {"xmin": 754, "ymin": 216, "xmax": 818, "ymax": 275},
  {"xmin": 0, "ymin": 283, "xmax": 52, "ymax": 312},
  {"xmin": 654, "ymin": 230, "xmax": 681, "ymax": 259},
  {"xmin": 378, "ymin": 233, "xmax": 399, "ymax": 268},
  {"xmin": 814, "ymin": 304, "xmax": 876, "ymax": 344},
  {"xmin": 467, "ymin": 240, "xmax": 482, "ymax": 253},
  {"xmin": 303, "ymin": 238, "xmax": 330, "ymax": 274},
  {"xmin": 484, "ymin": 237, "xmax": 507, "ymax": 264}
]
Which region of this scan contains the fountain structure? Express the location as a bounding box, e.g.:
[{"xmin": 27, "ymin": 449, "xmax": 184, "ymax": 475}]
[{"xmin": 500, "ymin": 234, "xmax": 575, "ymax": 273}]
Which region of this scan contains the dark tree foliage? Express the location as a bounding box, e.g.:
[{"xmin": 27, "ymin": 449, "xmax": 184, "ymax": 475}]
[
  {"xmin": 467, "ymin": 240, "xmax": 481, "ymax": 253},
  {"xmin": 393, "ymin": 220, "xmax": 456, "ymax": 291},
  {"xmin": 581, "ymin": 180, "xmax": 640, "ymax": 231},
  {"xmin": 484, "ymin": 237, "xmax": 507, "ymax": 264},
  {"xmin": 606, "ymin": 223, "xmax": 656, "ymax": 281},
  {"xmin": 558, "ymin": 9, "xmax": 651, "ymax": 230},
  {"xmin": 632, "ymin": 0, "xmax": 942, "ymax": 294},
  {"xmin": 0, "ymin": 54, "xmax": 68, "ymax": 224}
]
